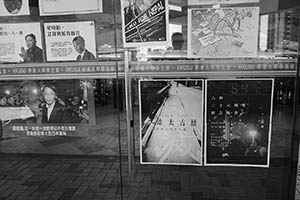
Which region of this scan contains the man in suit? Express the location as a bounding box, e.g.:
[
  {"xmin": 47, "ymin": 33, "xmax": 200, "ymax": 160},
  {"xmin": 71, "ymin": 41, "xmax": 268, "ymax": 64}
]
[
  {"xmin": 41, "ymin": 84, "xmax": 68, "ymax": 123},
  {"xmin": 72, "ymin": 36, "xmax": 96, "ymax": 61},
  {"xmin": 19, "ymin": 33, "xmax": 43, "ymax": 63}
]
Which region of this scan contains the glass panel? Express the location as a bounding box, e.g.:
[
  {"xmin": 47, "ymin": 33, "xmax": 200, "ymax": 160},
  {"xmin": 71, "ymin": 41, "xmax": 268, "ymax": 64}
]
[
  {"xmin": 0, "ymin": 0, "xmax": 123, "ymax": 64},
  {"xmin": 0, "ymin": 78, "xmax": 125, "ymax": 156},
  {"xmin": 125, "ymin": 4, "xmax": 299, "ymax": 199}
]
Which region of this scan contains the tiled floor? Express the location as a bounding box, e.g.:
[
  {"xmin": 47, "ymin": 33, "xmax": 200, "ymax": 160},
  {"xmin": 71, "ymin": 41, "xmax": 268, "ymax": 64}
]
[
  {"xmin": 0, "ymin": 105, "xmax": 297, "ymax": 199},
  {"xmin": 0, "ymin": 155, "xmax": 292, "ymax": 200}
]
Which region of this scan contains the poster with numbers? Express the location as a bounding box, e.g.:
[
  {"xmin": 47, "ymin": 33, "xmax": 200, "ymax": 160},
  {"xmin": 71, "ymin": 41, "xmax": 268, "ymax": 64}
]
[
  {"xmin": 204, "ymin": 79, "xmax": 274, "ymax": 167},
  {"xmin": 139, "ymin": 79, "xmax": 204, "ymax": 166},
  {"xmin": 44, "ymin": 21, "xmax": 96, "ymax": 62}
]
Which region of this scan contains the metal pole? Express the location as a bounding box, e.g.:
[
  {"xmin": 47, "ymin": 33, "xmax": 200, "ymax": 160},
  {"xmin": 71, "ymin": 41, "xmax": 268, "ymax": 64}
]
[
  {"xmin": 124, "ymin": 50, "xmax": 133, "ymax": 173},
  {"xmin": 288, "ymin": 15, "xmax": 300, "ymax": 200},
  {"xmin": 113, "ymin": 0, "xmax": 123, "ymax": 199}
]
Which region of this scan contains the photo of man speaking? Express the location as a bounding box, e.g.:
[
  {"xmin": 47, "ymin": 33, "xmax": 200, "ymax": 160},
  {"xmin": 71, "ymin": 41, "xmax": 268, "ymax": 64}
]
[
  {"xmin": 41, "ymin": 84, "xmax": 68, "ymax": 123},
  {"xmin": 19, "ymin": 33, "xmax": 43, "ymax": 63},
  {"xmin": 72, "ymin": 36, "xmax": 96, "ymax": 61}
]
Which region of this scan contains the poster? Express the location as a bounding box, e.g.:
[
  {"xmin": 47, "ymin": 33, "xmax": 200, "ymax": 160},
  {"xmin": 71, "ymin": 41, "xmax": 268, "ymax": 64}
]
[
  {"xmin": 121, "ymin": 0, "xmax": 169, "ymax": 47},
  {"xmin": 0, "ymin": 78, "xmax": 125, "ymax": 156},
  {"xmin": 44, "ymin": 21, "xmax": 96, "ymax": 62},
  {"xmin": 205, "ymin": 79, "xmax": 274, "ymax": 167},
  {"xmin": 0, "ymin": 79, "xmax": 92, "ymax": 138},
  {"xmin": 139, "ymin": 79, "xmax": 204, "ymax": 166},
  {"xmin": 0, "ymin": 0, "xmax": 30, "ymax": 16},
  {"xmin": 188, "ymin": 0, "xmax": 259, "ymax": 5},
  {"xmin": 39, "ymin": 0, "xmax": 103, "ymax": 16},
  {"xmin": 187, "ymin": 7, "xmax": 259, "ymax": 58},
  {"xmin": 0, "ymin": 23, "xmax": 43, "ymax": 63}
]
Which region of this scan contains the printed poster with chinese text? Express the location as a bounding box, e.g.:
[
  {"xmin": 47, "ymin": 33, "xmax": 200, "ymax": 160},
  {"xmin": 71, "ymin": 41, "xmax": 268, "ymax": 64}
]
[
  {"xmin": 139, "ymin": 79, "xmax": 204, "ymax": 166},
  {"xmin": 0, "ymin": 79, "xmax": 92, "ymax": 139},
  {"xmin": 39, "ymin": 0, "xmax": 102, "ymax": 16},
  {"xmin": 121, "ymin": 0, "xmax": 169, "ymax": 47},
  {"xmin": 205, "ymin": 79, "xmax": 274, "ymax": 167},
  {"xmin": 44, "ymin": 21, "xmax": 96, "ymax": 62},
  {"xmin": 0, "ymin": 23, "xmax": 42, "ymax": 63}
]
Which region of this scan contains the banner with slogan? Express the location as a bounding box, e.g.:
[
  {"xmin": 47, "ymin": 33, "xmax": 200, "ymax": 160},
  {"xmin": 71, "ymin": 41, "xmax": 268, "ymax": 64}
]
[
  {"xmin": 188, "ymin": 0, "xmax": 259, "ymax": 5},
  {"xmin": 0, "ymin": 0, "xmax": 30, "ymax": 16},
  {"xmin": 205, "ymin": 79, "xmax": 274, "ymax": 167},
  {"xmin": 44, "ymin": 21, "xmax": 96, "ymax": 62},
  {"xmin": 139, "ymin": 79, "xmax": 204, "ymax": 166},
  {"xmin": 39, "ymin": 0, "xmax": 103, "ymax": 16},
  {"xmin": 121, "ymin": 0, "xmax": 169, "ymax": 47},
  {"xmin": 0, "ymin": 23, "xmax": 43, "ymax": 63}
]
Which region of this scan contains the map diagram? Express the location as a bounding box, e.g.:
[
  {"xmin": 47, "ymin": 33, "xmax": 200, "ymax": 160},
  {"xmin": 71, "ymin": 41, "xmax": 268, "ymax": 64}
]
[{"xmin": 188, "ymin": 7, "xmax": 259, "ymax": 58}]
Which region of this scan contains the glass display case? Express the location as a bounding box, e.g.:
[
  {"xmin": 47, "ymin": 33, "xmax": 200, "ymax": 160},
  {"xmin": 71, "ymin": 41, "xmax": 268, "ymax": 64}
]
[{"xmin": 0, "ymin": 0, "xmax": 299, "ymax": 199}]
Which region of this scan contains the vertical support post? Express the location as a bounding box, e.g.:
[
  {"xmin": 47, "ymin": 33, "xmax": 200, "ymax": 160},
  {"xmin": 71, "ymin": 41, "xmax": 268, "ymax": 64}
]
[
  {"xmin": 0, "ymin": 120, "xmax": 3, "ymax": 140},
  {"xmin": 87, "ymin": 84, "xmax": 96, "ymax": 125},
  {"xmin": 288, "ymin": 16, "xmax": 300, "ymax": 200},
  {"xmin": 124, "ymin": 50, "xmax": 133, "ymax": 173}
]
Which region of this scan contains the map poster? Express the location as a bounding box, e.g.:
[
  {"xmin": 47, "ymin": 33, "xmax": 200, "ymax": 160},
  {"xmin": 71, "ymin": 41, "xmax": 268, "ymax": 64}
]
[
  {"xmin": 39, "ymin": 0, "xmax": 103, "ymax": 16},
  {"xmin": 204, "ymin": 79, "xmax": 274, "ymax": 167},
  {"xmin": 188, "ymin": 0, "xmax": 259, "ymax": 5},
  {"xmin": 121, "ymin": 0, "xmax": 169, "ymax": 47},
  {"xmin": 44, "ymin": 21, "xmax": 96, "ymax": 62},
  {"xmin": 139, "ymin": 79, "xmax": 204, "ymax": 166},
  {"xmin": 188, "ymin": 7, "xmax": 259, "ymax": 58},
  {"xmin": 0, "ymin": 23, "xmax": 43, "ymax": 63},
  {"xmin": 0, "ymin": 0, "xmax": 30, "ymax": 16}
]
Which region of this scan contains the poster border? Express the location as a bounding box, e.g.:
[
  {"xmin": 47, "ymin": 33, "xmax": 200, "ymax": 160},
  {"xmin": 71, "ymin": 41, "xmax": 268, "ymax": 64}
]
[
  {"xmin": 0, "ymin": 22, "xmax": 43, "ymax": 63},
  {"xmin": 187, "ymin": 7, "xmax": 260, "ymax": 58},
  {"xmin": 204, "ymin": 78, "xmax": 274, "ymax": 168},
  {"xmin": 0, "ymin": 0, "xmax": 30, "ymax": 16},
  {"xmin": 39, "ymin": 0, "xmax": 103, "ymax": 16},
  {"xmin": 121, "ymin": 0, "xmax": 170, "ymax": 48},
  {"xmin": 187, "ymin": 0, "xmax": 259, "ymax": 5},
  {"xmin": 43, "ymin": 20, "xmax": 97, "ymax": 62},
  {"xmin": 139, "ymin": 78, "xmax": 204, "ymax": 166}
]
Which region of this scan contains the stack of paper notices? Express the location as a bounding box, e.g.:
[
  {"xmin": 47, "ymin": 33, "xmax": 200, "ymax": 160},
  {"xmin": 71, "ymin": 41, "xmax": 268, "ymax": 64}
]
[{"xmin": 0, "ymin": 106, "xmax": 34, "ymax": 121}]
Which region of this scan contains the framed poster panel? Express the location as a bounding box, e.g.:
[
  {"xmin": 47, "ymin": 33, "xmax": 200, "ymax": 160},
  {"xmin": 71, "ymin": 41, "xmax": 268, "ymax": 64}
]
[
  {"xmin": 187, "ymin": 7, "xmax": 259, "ymax": 58},
  {"xmin": 204, "ymin": 79, "xmax": 274, "ymax": 167},
  {"xmin": 0, "ymin": 79, "xmax": 91, "ymax": 138},
  {"xmin": 121, "ymin": 0, "xmax": 169, "ymax": 48},
  {"xmin": 0, "ymin": 23, "xmax": 43, "ymax": 63},
  {"xmin": 0, "ymin": 0, "xmax": 30, "ymax": 16},
  {"xmin": 188, "ymin": 0, "xmax": 259, "ymax": 5},
  {"xmin": 139, "ymin": 79, "xmax": 204, "ymax": 166},
  {"xmin": 39, "ymin": 0, "xmax": 103, "ymax": 16},
  {"xmin": 0, "ymin": 78, "xmax": 124, "ymax": 156},
  {"xmin": 44, "ymin": 21, "xmax": 96, "ymax": 62}
]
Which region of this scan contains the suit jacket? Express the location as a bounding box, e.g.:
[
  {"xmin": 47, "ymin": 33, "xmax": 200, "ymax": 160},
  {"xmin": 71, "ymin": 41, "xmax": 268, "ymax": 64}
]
[
  {"xmin": 24, "ymin": 46, "xmax": 43, "ymax": 63},
  {"xmin": 41, "ymin": 101, "xmax": 68, "ymax": 123},
  {"xmin": 76, "ymin": 49, "xmax": 96, "ymax": 61}
]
